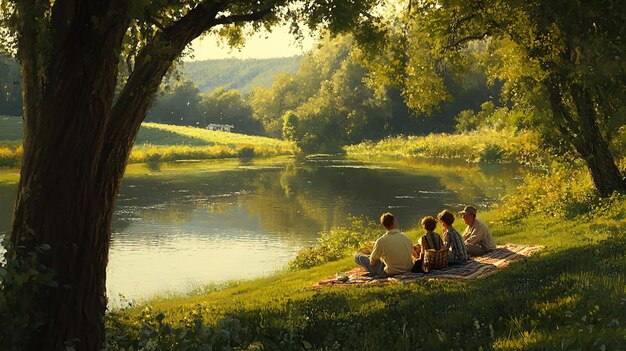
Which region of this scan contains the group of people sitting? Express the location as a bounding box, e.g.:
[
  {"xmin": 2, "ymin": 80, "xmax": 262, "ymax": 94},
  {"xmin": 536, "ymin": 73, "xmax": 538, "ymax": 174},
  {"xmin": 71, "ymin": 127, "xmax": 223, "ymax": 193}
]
[{"xmin": 354, "ymin": 205, "xmax": 496, "ymax": 277}]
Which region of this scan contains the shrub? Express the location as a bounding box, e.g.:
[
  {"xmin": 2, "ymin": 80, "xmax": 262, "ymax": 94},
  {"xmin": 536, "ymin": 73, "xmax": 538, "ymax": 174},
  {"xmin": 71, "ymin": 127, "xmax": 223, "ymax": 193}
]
[
  {"xmin": 105, "ymin": 305, "xmax": 248, "ymax": 350},
  {"xmin": 0, "ymin": 144, "xmax": 22, "ymax": 168},
  {"xmin": 289, "ymin": 216, "xmax": 380, "ymax": 270},
  {"xmin": 237, "ymin": 145, "xmax": 255, "ymax": 158},
  {"xmin": 478, "ymin": 143, "xmax": 503, "ymax": 163},
  {"xmin": 495, "ymin": 164, "xmax": 599, "ymax": 223}
]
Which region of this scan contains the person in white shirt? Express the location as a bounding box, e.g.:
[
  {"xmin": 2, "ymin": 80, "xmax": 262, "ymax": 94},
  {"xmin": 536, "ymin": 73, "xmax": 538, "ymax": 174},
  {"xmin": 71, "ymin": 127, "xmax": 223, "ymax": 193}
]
[{"xmin": 354, "ymin": 212, "xmax": 414, "ymax": 277}]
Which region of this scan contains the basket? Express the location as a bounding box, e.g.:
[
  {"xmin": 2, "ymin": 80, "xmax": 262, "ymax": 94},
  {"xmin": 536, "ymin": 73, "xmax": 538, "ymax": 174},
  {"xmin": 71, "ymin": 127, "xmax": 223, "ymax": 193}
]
[{"xmin": 423, "ymin": 249, "xmax": 449, "ymax": 272}]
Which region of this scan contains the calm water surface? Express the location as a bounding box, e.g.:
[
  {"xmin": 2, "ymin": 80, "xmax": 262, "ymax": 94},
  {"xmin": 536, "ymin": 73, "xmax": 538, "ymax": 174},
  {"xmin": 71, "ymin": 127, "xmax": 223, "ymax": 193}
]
[{"xmin": 0, "ymin": 157, "xmax": 521, "ymax": 303}]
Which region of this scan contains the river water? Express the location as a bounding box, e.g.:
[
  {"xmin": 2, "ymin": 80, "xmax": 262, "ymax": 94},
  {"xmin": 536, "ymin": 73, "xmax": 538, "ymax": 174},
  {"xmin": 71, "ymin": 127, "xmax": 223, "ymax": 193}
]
[{"xmin": 0, "ymin": 156, "xmax": 521, "ymax": 304}]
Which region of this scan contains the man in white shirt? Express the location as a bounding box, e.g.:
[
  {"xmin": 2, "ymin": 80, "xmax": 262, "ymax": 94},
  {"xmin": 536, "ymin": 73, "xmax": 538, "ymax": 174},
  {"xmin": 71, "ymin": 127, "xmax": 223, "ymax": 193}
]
[
  {"xmin": 354, "ymin": 212, "xmax": 414, "ymax": 277},
  {"xmin": 459, "ymin": 205, "xmax": 496, "ymax": 256}
]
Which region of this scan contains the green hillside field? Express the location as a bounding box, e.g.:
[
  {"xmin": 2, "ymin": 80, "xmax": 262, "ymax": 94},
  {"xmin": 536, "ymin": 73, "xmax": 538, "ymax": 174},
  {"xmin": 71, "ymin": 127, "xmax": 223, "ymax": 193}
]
[
  {"xmin": 181, "ymin": 56, "xmax": 302, "ymax": 93},
  {"xmin": 0, "ymin": 116, "xmax": 297, "ymax": 168}
]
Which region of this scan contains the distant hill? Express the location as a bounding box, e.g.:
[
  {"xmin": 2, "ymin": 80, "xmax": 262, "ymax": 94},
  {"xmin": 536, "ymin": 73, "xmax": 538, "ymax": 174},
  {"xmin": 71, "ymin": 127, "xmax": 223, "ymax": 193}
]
[{"xmin": 181, "ymin": 56, "xmax": 302, "ymax": 93}]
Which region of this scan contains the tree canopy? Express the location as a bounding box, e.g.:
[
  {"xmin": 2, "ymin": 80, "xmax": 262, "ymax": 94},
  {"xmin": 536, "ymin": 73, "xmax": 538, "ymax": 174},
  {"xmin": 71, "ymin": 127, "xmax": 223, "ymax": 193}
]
[
  {"xmin": 0, "ymin": 0, "xmax": 386, "ymax": 349},
  {"xmin": 351, "ymin": 0, "xmax": 625, "ymax": 195}
]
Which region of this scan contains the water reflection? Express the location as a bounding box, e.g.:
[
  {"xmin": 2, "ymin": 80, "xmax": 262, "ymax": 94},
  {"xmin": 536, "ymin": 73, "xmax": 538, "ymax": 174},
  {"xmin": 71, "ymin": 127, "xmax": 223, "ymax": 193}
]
[{"xmin": 0, "ymin": 157, "xmax": 520, "ymax": 302}]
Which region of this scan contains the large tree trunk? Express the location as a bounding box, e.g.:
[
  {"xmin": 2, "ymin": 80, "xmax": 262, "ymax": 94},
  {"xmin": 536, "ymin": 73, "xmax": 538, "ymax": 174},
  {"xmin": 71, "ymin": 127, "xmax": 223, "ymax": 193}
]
[
  {"xmin": 8, "ymin": 2, "xmax": 130, "ymax": 349},
  {"xmin": 4, "ymin": 1, "xmax": 274, "ymax": 348},
  {"xmin": 548, "ymin": 82, "xmax": 626, "ymax": 196},
  {"xmin": 569, "ymin": 83, "xmax": 626, "ymax": 196}
]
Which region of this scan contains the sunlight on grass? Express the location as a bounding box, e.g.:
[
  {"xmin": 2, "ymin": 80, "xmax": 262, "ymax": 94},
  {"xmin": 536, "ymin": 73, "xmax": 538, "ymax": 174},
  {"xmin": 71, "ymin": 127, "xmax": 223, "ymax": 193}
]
[
  {"xmin": 345, "ymin": 129, "xmax": 548, "ymax": 167},
  {"xmin": 0, "ymin": 120, "xmax": 298, "ymax": 170},
  {"xmin": 105, "ymin": 189, "xmax": 626, "ymax": 350}
]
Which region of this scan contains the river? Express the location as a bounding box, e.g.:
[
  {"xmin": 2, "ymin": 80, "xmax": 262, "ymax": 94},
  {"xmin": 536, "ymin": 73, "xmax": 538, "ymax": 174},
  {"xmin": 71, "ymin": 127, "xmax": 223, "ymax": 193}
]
[{"xmin": 0, "ymin": 156, "xmax": 521, "ymax": 304}]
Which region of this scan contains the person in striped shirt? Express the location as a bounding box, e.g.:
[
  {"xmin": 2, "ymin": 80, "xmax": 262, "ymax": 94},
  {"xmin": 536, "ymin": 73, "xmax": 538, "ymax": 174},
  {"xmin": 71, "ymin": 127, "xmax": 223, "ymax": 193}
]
[{"xmin": 438, "ymin": 209, "xmax": 470, "ymax": 264}]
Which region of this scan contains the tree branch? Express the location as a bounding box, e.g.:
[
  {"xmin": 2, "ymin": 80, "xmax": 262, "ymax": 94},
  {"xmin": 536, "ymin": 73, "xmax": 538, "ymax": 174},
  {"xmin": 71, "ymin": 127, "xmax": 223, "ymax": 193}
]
[
  {"xmin": 443, "ymin": 32, "xmax": 489, "ymax": 51},
  {"xmin": 104, "ymin": 1, "xmax": 282, "ymax": 178},
  {"xmin": 213, "ymin": 6, "xmax": 275, "ymax": 26}
]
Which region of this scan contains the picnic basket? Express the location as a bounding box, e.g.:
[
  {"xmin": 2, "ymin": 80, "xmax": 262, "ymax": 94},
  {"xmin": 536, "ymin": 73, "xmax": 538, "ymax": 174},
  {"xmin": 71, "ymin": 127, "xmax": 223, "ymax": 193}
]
[{"xmin": 423, "ymin": 248, "xmax": 448, "ymax": 272}]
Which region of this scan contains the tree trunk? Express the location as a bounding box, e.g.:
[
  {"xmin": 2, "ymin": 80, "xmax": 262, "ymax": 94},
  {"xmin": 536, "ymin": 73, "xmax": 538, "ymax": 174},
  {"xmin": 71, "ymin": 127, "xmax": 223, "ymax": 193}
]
[
  {"xmin": 569, "ymin": 83, "xmax": 626, "ymax": 196},
  {"xmin": 5, "ymin": 1, "xmax": 275, "ymax": 348},
  {"xmin": 548, "ymin": 82, "xmax": 626, "ymax": 196},
  {"xmin": 8, "ymin": 2, "xmax": 130, "ymax": 349}
]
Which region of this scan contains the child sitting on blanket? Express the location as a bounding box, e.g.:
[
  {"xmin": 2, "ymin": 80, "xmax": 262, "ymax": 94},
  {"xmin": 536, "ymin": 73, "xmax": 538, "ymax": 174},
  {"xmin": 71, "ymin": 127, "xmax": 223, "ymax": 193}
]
[
  {"xmin": 412, "ymin": 216, "xmax": 444, "ymax": 273},
  {"xmin": 438, "ymin": 209, "xmax": 470, "ymax": 264}
]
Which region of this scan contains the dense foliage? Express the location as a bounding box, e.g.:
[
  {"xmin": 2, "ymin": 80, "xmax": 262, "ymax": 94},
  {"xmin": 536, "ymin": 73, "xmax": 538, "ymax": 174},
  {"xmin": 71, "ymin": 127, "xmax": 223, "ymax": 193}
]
[
  {"xmin": 249, "ymin": 34, "xmax": 500, "ymax": 152},
  {"xmin": 146, "ymin": 81, "xmax": 263, "ymax": 135},
  {"xmin": 289, "ymin": 215, "xmax": 380, "ymax": 270},
  {"xmin": 403, "ymin": 0, "xmax": 626, "ymax": 195}
]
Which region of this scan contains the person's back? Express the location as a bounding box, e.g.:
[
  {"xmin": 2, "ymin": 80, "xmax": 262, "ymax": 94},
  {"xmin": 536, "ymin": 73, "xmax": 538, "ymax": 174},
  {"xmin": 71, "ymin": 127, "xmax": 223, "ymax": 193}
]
[
  {"xmin": 354, "ymin": 212, "xmax": 413, "ymax": 276},
  {"xmin": 412, "ymin": 216, "xmax": 445, "ymax": 273},
  {"xmin": 371, "ymin": 228, "xmax": 414, "ymax": 275},
  {"xmin": 438, "ymin": 209, "xmax": 470, "ymax": 263},
  {"xmin": 420, "ymin": 231, "xmax": 443, "ymax": 251}
]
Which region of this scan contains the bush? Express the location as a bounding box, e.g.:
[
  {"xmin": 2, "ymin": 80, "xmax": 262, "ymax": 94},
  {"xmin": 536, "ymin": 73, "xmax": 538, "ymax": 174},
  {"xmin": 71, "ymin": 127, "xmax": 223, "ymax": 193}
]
[
  {"xmin": 237, "ymin": 145, "xmax": 255, "ymax": 158},
  {"xmin": 105, "ymin": 305, "xmax": 248, "ymax": 350},
  {"xmin": 478, "ymin": 143, "xmax": 503, "ymax": 163},
  {"xmin": 495, "ymin": 164, "xmax": 600, "ymax": 222},
  {"xmin": 0, "ymin": 144, "xmax": 22, "ymax": 168},
  {"xmin": 289, "ymin": 216, "xmax": 380, "ymax": 270}
]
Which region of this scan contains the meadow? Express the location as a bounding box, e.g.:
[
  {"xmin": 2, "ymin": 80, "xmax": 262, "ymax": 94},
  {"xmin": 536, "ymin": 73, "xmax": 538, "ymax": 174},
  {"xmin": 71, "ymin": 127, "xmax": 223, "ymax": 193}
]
[
  {"xmin": 104, "ymin": 132, "xmax": 626, "ymax": 350},
  {"xmin": 0, "ymin": 117, "xmax": 297, "ymax": 168}
]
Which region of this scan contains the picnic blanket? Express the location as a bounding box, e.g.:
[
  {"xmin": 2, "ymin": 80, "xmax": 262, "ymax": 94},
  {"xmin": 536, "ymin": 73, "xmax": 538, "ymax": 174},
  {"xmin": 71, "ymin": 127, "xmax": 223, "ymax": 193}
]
[{"xmin": 314, "ymin": 244, "xmax": 543, "ymax": 288}]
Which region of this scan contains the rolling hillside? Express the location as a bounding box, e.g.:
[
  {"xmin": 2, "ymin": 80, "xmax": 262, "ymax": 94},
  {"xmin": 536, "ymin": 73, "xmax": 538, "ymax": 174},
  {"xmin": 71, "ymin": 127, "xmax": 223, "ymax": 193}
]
[
  {"xmin": 181, "ymin": 56, "xmax": 302, "ymax": 93},
  {"xmin": 0, "ymin": 117, "xmax": 297, "ymax": 167}
]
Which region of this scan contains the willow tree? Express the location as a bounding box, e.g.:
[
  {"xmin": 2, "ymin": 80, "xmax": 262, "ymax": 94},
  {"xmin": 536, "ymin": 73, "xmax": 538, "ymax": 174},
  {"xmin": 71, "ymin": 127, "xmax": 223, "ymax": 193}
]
[
  {"xmin": 0, "ymin": 0, "xmax": 381, "ymax": 349},
  {"xmin": 375, "ymin": 0, "xmax": 626, "ymax": 195}
]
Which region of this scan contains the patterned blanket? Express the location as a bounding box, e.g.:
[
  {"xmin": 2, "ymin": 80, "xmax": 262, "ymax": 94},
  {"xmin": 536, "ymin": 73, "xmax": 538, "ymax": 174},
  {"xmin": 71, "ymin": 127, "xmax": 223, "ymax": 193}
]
[{"xmin": 313, "ymin": 244, "xmax": 543, "ymax": 288}]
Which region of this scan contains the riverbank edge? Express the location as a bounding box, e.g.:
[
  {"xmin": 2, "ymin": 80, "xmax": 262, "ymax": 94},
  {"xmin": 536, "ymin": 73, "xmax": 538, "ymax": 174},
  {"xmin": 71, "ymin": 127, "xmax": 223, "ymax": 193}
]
[{"xmin": 105, "ymin": 153, "xmax": 626, "ymax": 350}]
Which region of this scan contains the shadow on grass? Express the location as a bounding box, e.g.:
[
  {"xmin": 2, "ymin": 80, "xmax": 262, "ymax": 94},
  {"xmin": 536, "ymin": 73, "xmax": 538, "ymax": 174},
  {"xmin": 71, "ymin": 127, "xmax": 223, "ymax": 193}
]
[{"xmin": 237, "ymin": 235, "xmax": 626, "ymax": 350}]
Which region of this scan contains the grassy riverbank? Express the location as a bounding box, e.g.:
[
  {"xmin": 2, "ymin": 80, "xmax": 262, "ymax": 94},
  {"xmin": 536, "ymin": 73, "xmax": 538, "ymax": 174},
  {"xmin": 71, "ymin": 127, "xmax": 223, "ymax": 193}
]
[
  {"xmin": 105, "ymin": 133, "xmax": 626, "ymax": 350},
  {"xmin": 0, "ymin": 117, "xmax": 297, "ymax": 168},
  {"xmin": 106, "ymin": 201, "xmax": 626, "ymax": 350},
  {"xmin": 345, "ymin": 129, "xmax": 549, "ymax": 167}
]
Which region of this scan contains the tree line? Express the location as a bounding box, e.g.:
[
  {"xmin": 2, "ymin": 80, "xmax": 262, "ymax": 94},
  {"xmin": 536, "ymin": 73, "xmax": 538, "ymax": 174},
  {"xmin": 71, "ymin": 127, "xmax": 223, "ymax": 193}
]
[{"xmin": 2, "ymin": 39, "xmax": 500, "ymax": 150}]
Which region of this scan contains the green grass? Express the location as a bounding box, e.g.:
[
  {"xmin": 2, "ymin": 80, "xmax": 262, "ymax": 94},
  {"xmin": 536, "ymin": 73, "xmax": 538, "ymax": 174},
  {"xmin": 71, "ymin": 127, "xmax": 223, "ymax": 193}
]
[
  {"xmin": 130, "ymin": 123, "xmax": 297, "ymax": 162},
  {"xmin": 345, "ymin": 129, "xmax": 549, "ymax": 167},
  {"xmin": 105, "ymin": 197, "xmax": 626, "ymax": 350},
  {"xmin": 0, "ymin": 119, "xmax": 298, "ymax": 168}
]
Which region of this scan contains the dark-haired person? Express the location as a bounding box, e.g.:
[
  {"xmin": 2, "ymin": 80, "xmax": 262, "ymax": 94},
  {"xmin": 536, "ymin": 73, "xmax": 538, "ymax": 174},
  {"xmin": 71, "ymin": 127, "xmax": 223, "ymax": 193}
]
[
  {"xmin": 459, "ymin": 205, "xmax": 496, "ymax": 257},
  {"xmin": 354, "ymin": 212, "xmax": 414, "ymax": 277},
  {"xmin": 437, "ymin": 209, "xmax": 469, "ymax": 264},
  {"xmin": 412, "ymin": 216, "xmax": 444, "ymax": 272}
]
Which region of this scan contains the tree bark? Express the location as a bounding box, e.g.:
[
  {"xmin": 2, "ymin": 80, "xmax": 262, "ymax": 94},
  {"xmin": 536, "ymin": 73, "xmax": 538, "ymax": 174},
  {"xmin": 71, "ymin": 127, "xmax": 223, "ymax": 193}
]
[
  {"xmin": 548, "ymin": 82, "xmax": 626, "ymax": 196},
  {"xmin": 569, "ymin": 83, "xmax": 626, "ymax": 196},
  {"xmin": 7, "ymin": 1, "xmax": 279, "ymax": 348},
  {"xmin": 9, "ymin": 1, "xmax": 130, "ymax": 349}
]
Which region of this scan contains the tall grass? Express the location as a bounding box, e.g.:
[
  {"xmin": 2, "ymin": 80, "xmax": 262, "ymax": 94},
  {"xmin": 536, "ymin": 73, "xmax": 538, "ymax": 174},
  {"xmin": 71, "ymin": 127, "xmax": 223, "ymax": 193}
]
[
  {"xmin": 0, "ymin": 144, "xmax": 22, "ymax": 168},
  {"xmin": 346, "ymin": 129, "xmax": 548, "ymax": 167}
]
